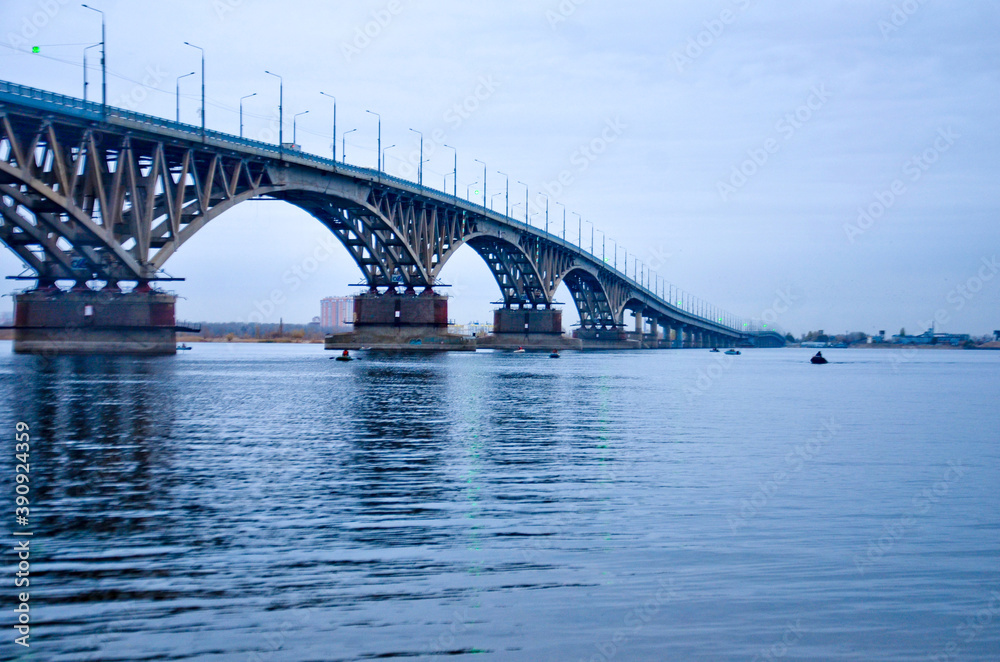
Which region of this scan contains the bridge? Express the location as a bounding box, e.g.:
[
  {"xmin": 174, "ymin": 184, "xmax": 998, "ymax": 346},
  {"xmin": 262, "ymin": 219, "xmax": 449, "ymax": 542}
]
[{"xmin": 0, "ymin": 79, "xmax": 785, "ymax": 354}]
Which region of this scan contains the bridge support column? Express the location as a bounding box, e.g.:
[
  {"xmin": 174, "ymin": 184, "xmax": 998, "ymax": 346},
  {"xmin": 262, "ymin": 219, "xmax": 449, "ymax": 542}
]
[
  {"xmin": 13, "ymin": 285, "xmax": 181, "ymax": 355},
  {"xmin": 648, "ymin": 318, "xmax": 659, "ymax": 348},
  {"xmin": 325, "ymin": 290, "xmax": 473, "ymax": 350},
  {"xmin": 483, "ymin": 307, "xmax": 575, "ymax": 350}
]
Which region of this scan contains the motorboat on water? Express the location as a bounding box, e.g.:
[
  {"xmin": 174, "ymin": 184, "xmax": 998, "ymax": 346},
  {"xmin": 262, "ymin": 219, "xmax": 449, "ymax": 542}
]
[
  {"xmin": 549, "ymin": 350, "xmax": 560, "ymax": 358},
  {"xmin": 176, "ymin": 344, "xmax": 192, "ymax": 350},
  {"xmin": 810, "ymin": 351, "xmax": 828, "ymax": 364},
  {"xmin": 334, "ymin": 349, "xmax": 353, "ymax": 362},
  {"xmin": 513, "ymin": 347, "xmax": 526, "ymax": 353},
  {"xmin": 710, "ymin": 347, "xmax": 720, "ymax": 352},
  {"xmin": 725, "ymin": 349, "xmax": 741, "ymax": 355}
]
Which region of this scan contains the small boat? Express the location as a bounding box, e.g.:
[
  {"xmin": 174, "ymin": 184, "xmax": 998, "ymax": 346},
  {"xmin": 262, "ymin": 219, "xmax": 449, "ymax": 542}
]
[
  {"xmin": 810, "ymin": 351, "xmax": 828, "ymax": 365},
  {"xmin": 710, "ymin": 347, "xmax": 720, "ymax": 353},
  {"xmin": 549, "ymin": 350, "xmax": 560, "ymax": 358},
  {"xmin": 513, "ymin": 347, "xmax": 526, "ymax": 353},
  {"xmin": 334, "ymin": 350, "xmax": 353, "ymax": 362},
  {"xmin": 176, "ymin": 344, "xmax": 192, "ymax": 350},
  {"xmin": 725, "ymin": 349, "xmax": 741, "ymax": 355}
]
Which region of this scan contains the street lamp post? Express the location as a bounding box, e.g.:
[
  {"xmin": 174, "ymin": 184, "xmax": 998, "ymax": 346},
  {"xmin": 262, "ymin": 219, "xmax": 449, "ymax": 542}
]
[
  {"xmin": 517, "ymin": 181, "xmax": 528, "ymax": 226},
  {"xmin": 443, "ymin": 144, "xmax": 457, "ymax": 197},
  {"xmin": 474, "ymin": 159, "xmax": 486, "ymax": 207},
  {"xmin": 263, "ymin": 70, "xmax": 283, "ymax": 148},
  {"xmin": 409, "ymin": 129, "xmax": 423, "ymax": 186},
  {"xmin": 382, "ymin": 144, "xmax": 395, "ymax": 171},
  {"xmin": 466, "ymin": 181, "xmax": 478, "ymax": 201},
  {"xmin": 239, "ymin": 92, "xmax": 256, "ymax": 138},
  {"xmin": 320, "ymin": 92, "xmax": 336, "ymax": 161},
  {"xmin": 497, "ymin": 171, "xmax": 509, "ymax": 217},
  {"xmin": 365, "ymin": 110, "xmax": 381, "ymax": 171},
  {"xmin": 598, "ymin": 230, "xmax": 605, "ymax": 262},
  {"xmin": 82, "ymin": 42, "xmax": 101, "ymax": 101},
  {"xmin": 538, "ymin": 193, "xmax": 549, "ymax": 234},
  {"xmin": 555, "ymin": 202, "xmax": 566, "ymax": 241},
  {"xmin": 342, "ymin": 128, "xmax": 357, "ymax": 162},
  {"xmin": 572, "ymin": 212, "xmax": 581, "ymax": 248},
  {"xmin": 491, "ymin": 192, "xmax": 504, "ymax": 211},
  {"xmin": 610, "ymin": 238, "xmax": 617, "ymax": 270},
  {"xmin": 292, "ymin": 110, "xmax": 309, "ymax": 145},
  {"xmin": 176, "ymin": 71, "xmax": 195, "ymax": 122},
  {"xmin": 183, "ymin": 41, "xmax": 205, "ymax": 137},
  {"xmin": 81, "ymin": 4, "xmax": 106, "ymax": 113}
]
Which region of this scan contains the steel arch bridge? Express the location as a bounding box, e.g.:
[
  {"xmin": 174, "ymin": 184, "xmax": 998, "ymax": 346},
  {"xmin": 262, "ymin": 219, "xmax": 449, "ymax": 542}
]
[{"xmin": 0, "ymin": 80, "xmax": 784, "ymax": 347}]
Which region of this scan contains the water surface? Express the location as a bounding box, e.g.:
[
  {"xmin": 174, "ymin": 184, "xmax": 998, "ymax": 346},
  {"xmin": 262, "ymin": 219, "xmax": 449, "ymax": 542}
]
[{"xmin": 2, "ymin": 343, "xmax": 998, "ymax": 661}]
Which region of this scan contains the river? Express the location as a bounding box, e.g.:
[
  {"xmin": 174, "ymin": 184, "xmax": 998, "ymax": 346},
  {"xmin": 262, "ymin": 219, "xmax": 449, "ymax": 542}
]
[{"xmin": 2, "ymin": 343, "xmax": 998, "ymax": 661}]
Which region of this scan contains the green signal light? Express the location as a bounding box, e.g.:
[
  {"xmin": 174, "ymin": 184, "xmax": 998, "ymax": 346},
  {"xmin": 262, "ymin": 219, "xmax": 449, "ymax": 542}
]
[
  {"xmin": 32, "ymin": 46, "xmax": 40, "ymax": 53},
  {"xmin": 474, "ymin": 189, "xmax": 480, "ymax": 195}
]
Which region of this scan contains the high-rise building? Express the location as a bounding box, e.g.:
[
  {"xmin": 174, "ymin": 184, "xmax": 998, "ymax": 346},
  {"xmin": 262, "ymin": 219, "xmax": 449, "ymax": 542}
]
[{"xmin": 320, "ymin": 296, "xmax": 354, "ymax": 332}]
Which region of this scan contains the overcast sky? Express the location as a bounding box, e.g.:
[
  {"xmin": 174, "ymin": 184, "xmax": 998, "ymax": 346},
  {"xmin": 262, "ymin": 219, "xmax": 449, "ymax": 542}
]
[{"xmin": 2, "ymin": 0, "xmax": 998, "ymax": 336}]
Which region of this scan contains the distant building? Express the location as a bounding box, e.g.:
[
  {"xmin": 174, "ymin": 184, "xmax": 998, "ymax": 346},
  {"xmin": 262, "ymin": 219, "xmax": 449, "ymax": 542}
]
[
  {"xmin": 320, "ymin": 296, "xmax": 353, "ymax": 332},
  {"xmin": 448, "ymin": 321, "xmax": 493, "ymax": 337},
  {"xmin": 891, "ymin": 328, "xmax": 970, "ymax": 346}
]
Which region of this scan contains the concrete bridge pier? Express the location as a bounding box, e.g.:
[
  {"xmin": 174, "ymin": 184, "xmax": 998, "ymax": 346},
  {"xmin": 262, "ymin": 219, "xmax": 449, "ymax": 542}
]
[
  {"xmin": 482, "ymin": 306, "xmax": 578, "ymax": 350},
  {"xmin": 325, "ymin": 289, "xmax": 474, "ymax": 351},
  {"xmin": 670, "ymin": 324, "xmax": 683, "ymax": 348},
  {"xmin": 12, "ymin": 282, "xmax": 183, "ymax": 355},
  {"xmin": 648, "ymin": 318, "xmax": 660, "ymax": 348}
]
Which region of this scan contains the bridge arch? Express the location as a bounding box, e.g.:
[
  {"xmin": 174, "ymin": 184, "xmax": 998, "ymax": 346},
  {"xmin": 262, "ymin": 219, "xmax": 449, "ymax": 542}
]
[{"xmin": 556, "ymin": 266, "xmax": 621, "ymax": 330}]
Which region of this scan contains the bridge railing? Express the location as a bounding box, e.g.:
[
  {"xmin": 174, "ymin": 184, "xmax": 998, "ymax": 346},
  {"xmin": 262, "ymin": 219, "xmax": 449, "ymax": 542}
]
[{"xmin": 2, "ymin": 78, "xmax": 770, "ymax": 337}]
